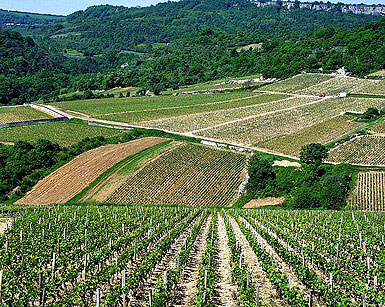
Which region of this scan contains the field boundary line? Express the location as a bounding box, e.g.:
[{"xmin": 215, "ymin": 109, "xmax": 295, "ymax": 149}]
[
  {"xmin": 292, "ymin": 75, "xmax": 337, "ymax": 94},
  {"xmin": 187, "ymin": 97, "xmax": 328, "ymax": 134},
  {"xmin": 98, "ymin": 93, "xmax": 264, "ymax": 116},
  {"xmin": 139, "ymin": 95, "xmax": 296, "ymax": 125},
  {"xmin": 30, "ymin": 103, "xmax": 73, "ymax": 119},
  {"xmin": 96, "ymin": 142, "xmax": 185, "ymax": 202}
]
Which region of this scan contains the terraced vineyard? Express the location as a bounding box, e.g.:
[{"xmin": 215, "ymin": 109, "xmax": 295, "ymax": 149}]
[
  {"xmin": 370, "ymin": 119, "xmax": 385, "ymax": 134},
  {"xmin": 103, "ymin": 93, "xmax": 288, "ymax": 125},
  {"xmin": 0, "ymin": 121, "xmax": 128, "ymax": 146},
  {"xmin": 328, "ymin": 135, "xmax": 385, "ymax": 166},
  {"xmin": 141, "ymin": 96, "xmax": 312, "ymax": 133},
  {"xmin": 162, "ymin": 74, "xmax": 263, "ymax": 94},
  {"xmin": 0, "ymin": 206, "xmax": 383, "ymax": 306},
  {"xmin": 53, "ymin": 91, "xmax": 256, "ymax": 119},
  {"xmin": 0, "ymin": 106, "xmax": 53, "ymax": 124},
  {"xmin": 368, "ymin": 70, "xmax": 385, "ymax": 77},
  {"xmin": 106, "ymin": 143, "xmax": 247, "ymax": 207},
  {"xmin": 350, "ymin": 171, "xmax": 385, "ymax": 211},
  {"xmin": 50, "ymin": 73, "xmax": 385, "ymax": 164}
]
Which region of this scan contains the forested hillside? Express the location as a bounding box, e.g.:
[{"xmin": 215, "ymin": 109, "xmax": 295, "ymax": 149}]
[
  {"xmin": 259, "ymin": 18, "xmax": 385, "ymax": 78},
  {"xmin": 52, "ymin": 0, "xmax": 377, "ymax": 55},
  {"xmin": 0, "ymin": 0, "xmax": 384, "ymax": 105},
  {"xmin": 0, "ymin": 30, "xmax": 86, "ymax": 105},
  {"xmin": 77, "ymin": 19, "xmax": 385, "ymax": 92}
]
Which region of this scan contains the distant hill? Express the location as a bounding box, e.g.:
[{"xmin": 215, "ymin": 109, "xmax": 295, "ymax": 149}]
[
  {"xmin": 65, "ymin": 1, "xmax": 378, "ymax": 54},
  {"xmin": 0, "ymin": 9, "xmax": 64, "ymax": 27},
  {"xmin": 2, "ymin": 0, "xmax": 378, "ymax": 56},
  {"xmin": 0, "ymin": 0, "xmax": 384, "ymax": 106},
  {"xmin": 0, "ymin": 29, "xmax": 100, "ymax": 105}
]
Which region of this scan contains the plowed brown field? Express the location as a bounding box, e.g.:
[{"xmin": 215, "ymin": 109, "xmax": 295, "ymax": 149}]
[{"xmin": 16, "ymin": 137, "xmax": 167, "ymax": 205}]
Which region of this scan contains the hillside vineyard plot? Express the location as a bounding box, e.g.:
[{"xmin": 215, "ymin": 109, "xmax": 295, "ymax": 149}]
[
  {"xmin": 328, "ymin": 135, "xmax": 385, "ymax": 166},
  {"xmin": 260, "ymin": 74, "xmax": 334, "ymax": 93},
  {"xmin": 257, "ymin": 115, "xmax": 361, "ymax": 156},
  {"xmin": 197, "ymin": 97, "xmax": 385, "ymax": 146},
  {"xmin": 350, "ymin": 172, "xmax": 385, "ymax": 211},
  {"xmin": 15, "ymin": 137, "xmax": 167, "ymax": 205},
  {"xmin": 106, "ymin": 143, "xmax": 247, "ymax": 207},
  {"xmin": 53, "ymin": 91, "xmax": 256, "ymax": 118},
  {"xmin": 0, "ymin": 121, "xmax": 128, "ymax": 147},
  {"xmin": 0, "ymin": 206, "xmax": 383, "ymax": 306},
  {"xmin": 370, "ymin": 119, "xmax": 385, "ymax": 134},
  {"xmin": 368, "ymin": 70, "xmax": 385, "ymax": 77},
  {"xmin": 101, "ymin": 93, "xmax": 288, "ymax": 125},
  {"xmin": 351, "ymin": 79, "xmax": 385, "ymax": 95},
  {"xmin": 297, "ymin": 76, "xmax": 377, "ymax": 96},
  {"xmin": 77, "ymin": 140, "xmax": 177, "ymax": 203},
  {"xmin": 140, "ymin": 96, "xmax": 315, "ymax": 133},
  {"xmin": 0, "ymin": 106, "xmax": 53, "ymax": 124}
]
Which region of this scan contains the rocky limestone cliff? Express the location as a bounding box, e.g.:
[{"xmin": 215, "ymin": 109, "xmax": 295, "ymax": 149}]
[{"xmin": 251, "ymin": 1, "xmax": 385, "ymax": 16}]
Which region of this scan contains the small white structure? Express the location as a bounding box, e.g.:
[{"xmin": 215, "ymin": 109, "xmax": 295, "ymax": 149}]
[
  {"xmin": 336, "ymin": 67, "xmax": 349, "ymax": 76},
  {"xmin": 201, "ymin": 140, "xmax": 217, "ymax": 147},
  {"xmin": 338, "ymin": 92, "xmax": 348, "ymax": 98}
]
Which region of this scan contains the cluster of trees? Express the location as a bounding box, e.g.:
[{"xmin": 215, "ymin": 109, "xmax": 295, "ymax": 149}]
[
  {"xmin": 358, "ymin": 107, "xmax": 384, "ymax": 120},
  {"xmin": 247, "ymin": 143, "xmax": 354, "ymax": 209},
  {"xmin": 0, "ymin": 128, "xmax": 144, "ymax": 202},
  {"xmin": 0, "ymin": 140, "xmax": 61, "ymax": 201}
]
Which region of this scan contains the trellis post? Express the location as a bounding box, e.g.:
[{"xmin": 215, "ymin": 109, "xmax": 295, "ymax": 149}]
[
  {"xmin": 96, "ymin": 288, "xmax": 101, "ymax": 307},
  {"xmin": 256, "ymin": 286, "xmax": 260, "ymax": 307},
  {"xmin": 0, "ymin": 269, "xmax": 3, "ymax": 300}
]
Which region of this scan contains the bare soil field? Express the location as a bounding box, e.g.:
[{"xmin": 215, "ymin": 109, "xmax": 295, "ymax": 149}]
[
  {"xmin": 15, "ymin": 137, "xmax": 167, "ymax": 205},
  {"xmin": 272, "ymin": 160, "xmax": 301, "ymax": 167},
  {"xmin": 243, "ymin": 197, "xmax": 285, "ymax": 208}
]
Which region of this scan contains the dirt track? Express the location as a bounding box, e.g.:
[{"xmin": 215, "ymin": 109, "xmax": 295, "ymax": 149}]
[
  {"xmin": 172, "ymin": 215, "xmax": 211, "ymax": 306},
  {"xmin": 227, "ymin": 213, "xmax": 288, "ymax": 307},
  {"xmin": 16, "ymin": 137, "xmax": 167, "ymax": 205},
  {"xmin": 217, "ymin": 213, "xmax": 239, "ymax": 306}
]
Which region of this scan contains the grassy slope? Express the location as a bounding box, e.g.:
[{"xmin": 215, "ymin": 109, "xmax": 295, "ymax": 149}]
[
  {"xmin": 70, "ymin": 140, "xmax": 174, "ymax": 203},
  {"xmin": 0, "ymin": 120, "xmax": 126, "ymax": 146},
  {"xmin": 0, "ymin": 106, "xmax": 53, "ymax": 124},
  {"xmin": 53, "ymin": 91, "xmax": 255, "ymax": 116}
]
